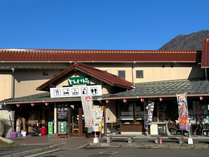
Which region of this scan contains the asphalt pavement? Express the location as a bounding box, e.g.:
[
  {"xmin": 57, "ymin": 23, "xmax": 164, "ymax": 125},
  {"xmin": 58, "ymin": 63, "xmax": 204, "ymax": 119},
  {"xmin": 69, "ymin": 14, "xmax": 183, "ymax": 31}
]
[
  {"xmin": 33, "ymin": 147, "xmax": 209, "ymax": 157},
  {"xmin": 0, "ymin": 136, "xmax": 92, "ymax": 157},
  {"xmin": 1, "ymin": 135, "xmax": 209, "ymax": 157}
]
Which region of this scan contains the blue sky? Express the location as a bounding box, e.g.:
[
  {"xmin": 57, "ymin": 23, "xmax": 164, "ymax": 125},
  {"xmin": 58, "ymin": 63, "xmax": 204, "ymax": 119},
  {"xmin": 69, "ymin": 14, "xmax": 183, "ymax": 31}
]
[{"xmin": 0, "ymin": 0, "xmax": 209, "ymax": 50}]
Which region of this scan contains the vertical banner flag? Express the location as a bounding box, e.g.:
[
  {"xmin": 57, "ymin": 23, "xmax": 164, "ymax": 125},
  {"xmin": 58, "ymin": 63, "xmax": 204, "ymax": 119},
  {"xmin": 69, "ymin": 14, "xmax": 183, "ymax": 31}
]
[
  {"xmin": 176, "ymin": 93, "xmax": 189, "ymax": 131},
  {"xmin": 92, "ymin": 105, "xmax": 104, "ymax": 132},
  {"xmin": 144, "ymin": 101, "xmax": 155, "ymax": 129},
  {"xmin": 81, "ymin": 95, "xmax": 94, "ymax": 127}
]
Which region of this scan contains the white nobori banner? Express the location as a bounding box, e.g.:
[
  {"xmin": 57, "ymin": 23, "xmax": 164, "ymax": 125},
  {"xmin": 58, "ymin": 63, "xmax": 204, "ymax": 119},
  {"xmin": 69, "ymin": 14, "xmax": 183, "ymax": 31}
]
[{"xmin": 50, "ymin": 85, "xmax": 102, "ymax": 98}]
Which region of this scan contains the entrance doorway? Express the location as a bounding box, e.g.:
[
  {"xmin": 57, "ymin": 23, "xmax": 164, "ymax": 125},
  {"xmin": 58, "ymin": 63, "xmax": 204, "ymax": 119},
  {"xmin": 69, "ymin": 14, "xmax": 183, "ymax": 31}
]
[{"xmin": 68, "ymin": 104, "xmax": 86, "ymax": 136}]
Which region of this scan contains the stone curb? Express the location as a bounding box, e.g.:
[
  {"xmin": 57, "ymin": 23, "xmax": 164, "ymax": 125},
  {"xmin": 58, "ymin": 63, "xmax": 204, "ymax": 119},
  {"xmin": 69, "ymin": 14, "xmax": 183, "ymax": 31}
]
[
  {"xmin": 3, "ymin": 142, "xmax": 67, "ymax": 157},
  {"xmin": 88, "ymin": 142, "xmax": 209, "ymax": 150},
  {"xmin": 0, "ymin": 136, "xmax": 14, "ymax": 144}
]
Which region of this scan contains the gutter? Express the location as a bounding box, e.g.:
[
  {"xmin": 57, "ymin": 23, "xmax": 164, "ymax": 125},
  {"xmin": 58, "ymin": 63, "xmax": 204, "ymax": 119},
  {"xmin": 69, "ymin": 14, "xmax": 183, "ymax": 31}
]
[{"xmin": 0, "ymin": 61, "xmax": 196, "ymax": 64}]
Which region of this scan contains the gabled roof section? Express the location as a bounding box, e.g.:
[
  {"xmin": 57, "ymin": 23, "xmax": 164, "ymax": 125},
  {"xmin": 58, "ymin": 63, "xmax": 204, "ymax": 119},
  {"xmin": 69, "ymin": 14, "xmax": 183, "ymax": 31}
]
[
  {"xmin": 0, "ymin": 48, "xmax": 197, "ymax": 63},
  {"xmin": 37, "ymin": 62, "xmax": 133, "ymax": 91},
  {"xmin": 201, "ymin": 38, "xmax": 209, "ymax": 68}
]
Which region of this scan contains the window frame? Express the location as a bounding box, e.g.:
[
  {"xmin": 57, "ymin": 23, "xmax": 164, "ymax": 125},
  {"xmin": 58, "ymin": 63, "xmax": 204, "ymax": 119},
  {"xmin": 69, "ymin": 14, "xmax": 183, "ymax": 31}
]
[
  {"xmin": 118, "ymin": 70, "xmax": 126, "ymax": 79},
  {"xmin": 136, "ymin": 70, "xmax": 143, "ymax": 78}
]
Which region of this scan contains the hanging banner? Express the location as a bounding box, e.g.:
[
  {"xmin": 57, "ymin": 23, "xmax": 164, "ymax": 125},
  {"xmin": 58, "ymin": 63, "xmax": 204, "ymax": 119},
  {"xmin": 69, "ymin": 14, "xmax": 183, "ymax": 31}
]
[
  {"xmin": 81, "ymin": 95, "xmax": 94, "ymax": 127},
  {"xmin": 176, "ymin": 93, "xmax": 189, "ymax": 131},
  {"xmin": 92, "ymin": 105, "xmax": 104, "ymax": 132},
  {"xmin": 144, "ymin": 101, "xmax": 154, "ymax": 129}
]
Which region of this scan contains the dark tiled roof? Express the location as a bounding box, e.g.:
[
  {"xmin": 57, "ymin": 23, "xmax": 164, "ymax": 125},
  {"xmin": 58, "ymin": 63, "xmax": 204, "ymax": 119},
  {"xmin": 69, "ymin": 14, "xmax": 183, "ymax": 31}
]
[
  {"xmin": 115, "ymin": 79, "xmax": 209, "ymax": 98},
  {"xmin": 37, "ymin": 62, "xmax": 133, "ymax": 91},
  {"xmin": 2, "ymin": 79, "xmax": 209, "ymax": 105},
  {"xmin": 201, "ymin": 38, "xmax": 209, "ymax": 68},
  {"xmin": 1, "ymin": 92, "xmax": 107, "ymax": 105},
  {"xmin": 0, "ymin": 48, "xmax": 197, "ymax": 63}
]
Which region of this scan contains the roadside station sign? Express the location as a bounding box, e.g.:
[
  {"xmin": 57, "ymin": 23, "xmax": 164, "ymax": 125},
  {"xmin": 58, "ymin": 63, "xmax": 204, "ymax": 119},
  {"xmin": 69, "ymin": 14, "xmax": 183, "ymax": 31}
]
[
  {"xmin": 50, "ymin": 85, "xmax": 102, "ymax": 98},
  {"xmin": 68, "ymin": 77, "xmax": 90, "ymax": 86}
]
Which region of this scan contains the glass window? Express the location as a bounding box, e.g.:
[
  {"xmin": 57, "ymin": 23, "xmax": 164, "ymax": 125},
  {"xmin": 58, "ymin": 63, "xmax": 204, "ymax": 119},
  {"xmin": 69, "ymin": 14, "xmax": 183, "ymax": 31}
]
[
  {"xmin": 119, "ymin": 102, "xmax": 144, "ymax": 123},
  {"xmin": 136, "ymin": 70, "xmax": 143, "ymax": 78},
  {"xmin": 118, "ymin": 70, "xmax": 125, "ymax": 78}
]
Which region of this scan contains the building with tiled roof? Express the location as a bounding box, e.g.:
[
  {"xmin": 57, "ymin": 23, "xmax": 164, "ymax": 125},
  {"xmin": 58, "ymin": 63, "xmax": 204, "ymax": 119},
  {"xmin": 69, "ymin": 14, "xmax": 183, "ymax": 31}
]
[{"xmin": 1, "ymin": 38, "xmax": 209, "ymax": 138}]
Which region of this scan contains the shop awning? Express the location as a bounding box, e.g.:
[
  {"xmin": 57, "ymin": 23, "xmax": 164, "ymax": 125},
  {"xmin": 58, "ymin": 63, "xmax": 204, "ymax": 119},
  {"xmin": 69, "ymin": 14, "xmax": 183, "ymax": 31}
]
[
  {"xmin": 113, "ymin": 79, "xmax": 209, "ymax": 99},
  {"xmin": 2, "ymin": 79, "xmax": 209, "ymax": 105}
]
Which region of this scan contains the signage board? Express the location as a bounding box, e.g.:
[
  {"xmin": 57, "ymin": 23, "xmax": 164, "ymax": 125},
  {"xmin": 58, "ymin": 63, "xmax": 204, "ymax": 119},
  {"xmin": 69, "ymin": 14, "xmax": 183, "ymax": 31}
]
[
  {"xmin": 50, "ymin": 85, "xmax": 102, "ymax": 98},
  {"xmin": 57, "ymin": 104, "xmax": 68, "ymax": 120},
  {"xmin": 92, "ymin": 105, "xmax": 104, "ymax": 132},
  {"xmin": 58, "ymin": 121, "xmax": 67, "ymax": 134},
  {"xmin": 48, "ymin": 122, "xmax": 54, "ymax": 134},
  {"xmin": 68, "ymin": 77, "xmax": 90, "ymax": 85}
]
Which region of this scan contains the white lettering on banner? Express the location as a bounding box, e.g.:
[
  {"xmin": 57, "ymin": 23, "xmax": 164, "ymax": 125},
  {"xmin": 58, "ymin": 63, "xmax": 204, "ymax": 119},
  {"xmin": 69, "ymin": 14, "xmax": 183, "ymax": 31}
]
[
  {"xmin": 50, "ymin": 85, "xmax": 102, "ymax": 98},
  {"xmin": 81, "ymin": 96, "xmax": 94, "ymax": 127}
]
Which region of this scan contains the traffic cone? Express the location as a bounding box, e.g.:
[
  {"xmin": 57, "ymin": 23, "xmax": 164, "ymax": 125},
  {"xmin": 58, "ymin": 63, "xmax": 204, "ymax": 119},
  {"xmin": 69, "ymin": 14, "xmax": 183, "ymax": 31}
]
[{"xmin": 159, "ymin": 137, "xmax": 163, "ymax": 144}]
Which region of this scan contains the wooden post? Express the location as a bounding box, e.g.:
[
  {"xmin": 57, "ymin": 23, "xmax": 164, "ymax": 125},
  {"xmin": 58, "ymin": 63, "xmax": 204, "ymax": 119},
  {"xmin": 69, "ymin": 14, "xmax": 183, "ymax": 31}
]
[
  {"xmin": 103, "ymin": 104, "xmax": 107, "ymax": 136},
  {"xmin": 133, "ymin": 102, "xmax": 136, "ymax": 124},
  {"xmin": 68, "ymin": 107, "xmax": 71, "ymax": 136},
  {"xmin": 79, "ymin": 108, "xmax": 83, "ymax": 136},
  {"xmin": 55, "ymin": 103, "xmax": 58, "ymax": 135}
]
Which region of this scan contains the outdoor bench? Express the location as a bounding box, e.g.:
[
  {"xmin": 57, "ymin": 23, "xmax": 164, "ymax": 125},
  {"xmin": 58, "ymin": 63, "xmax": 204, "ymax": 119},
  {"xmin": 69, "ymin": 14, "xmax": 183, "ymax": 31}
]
[{"xmin": 106, "ymin": 135, "xmax": 134, "ymax": 143}]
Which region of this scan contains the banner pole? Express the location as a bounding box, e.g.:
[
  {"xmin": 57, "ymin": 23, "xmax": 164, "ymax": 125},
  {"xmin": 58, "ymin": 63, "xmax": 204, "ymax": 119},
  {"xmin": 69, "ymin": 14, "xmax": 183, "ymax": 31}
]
[{"xmin": 188, "ymin": 119, "xmax": 193, "ymax": 144}]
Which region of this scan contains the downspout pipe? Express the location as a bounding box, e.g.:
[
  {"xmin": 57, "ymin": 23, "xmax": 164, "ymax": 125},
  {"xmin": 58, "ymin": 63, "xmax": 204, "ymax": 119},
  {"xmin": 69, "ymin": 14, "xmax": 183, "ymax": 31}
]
[
  {"xmin": 11, "ymin": 68, "xmax": 15, "ymax": 98},
  {"xmin": 204, "ymin": 68, "xmax": 208, "ymax": 80},
  {"xmin": 132, "ymin": 61, "xmax": 136, "ymax": 86}
]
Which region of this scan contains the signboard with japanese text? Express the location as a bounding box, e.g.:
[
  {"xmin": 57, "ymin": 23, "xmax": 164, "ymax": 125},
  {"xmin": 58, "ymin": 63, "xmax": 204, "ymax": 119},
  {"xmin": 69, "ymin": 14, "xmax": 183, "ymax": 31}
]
[
  {"xmin": 68, "ymin": 77, "xmax": 90, "ymax": 85},
  {"xmin": 176, "ymin": 93, "xmax": 189, "ymax": 131},
  {"xmin": 57, "ymin": 104, "xmax": 68, "ymax": 120},
  {"xmin": 81, "ymin": 95, "xmax": 94, "ymax": 127},
  {"xmin": 50, "ymin": 85, "xmax": 102, "ymax": 98},
  {"xmin": 92, "ymin": 105, "xmax": 104, "ymax": 132},
  {"xmin": 58, "ymin": 121, "xmax": 67, "ymax": 134}
]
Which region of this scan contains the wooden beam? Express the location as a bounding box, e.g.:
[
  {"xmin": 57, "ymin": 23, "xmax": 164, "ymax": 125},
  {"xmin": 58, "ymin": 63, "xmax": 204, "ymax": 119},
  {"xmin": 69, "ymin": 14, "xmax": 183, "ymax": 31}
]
[
  {"xmin": 79, "ymin": 108, "xmax": 83, "ymax": 136},
  {"xmin": 68, "ymin": 107, "xmax": 71, "ymax": 136}
]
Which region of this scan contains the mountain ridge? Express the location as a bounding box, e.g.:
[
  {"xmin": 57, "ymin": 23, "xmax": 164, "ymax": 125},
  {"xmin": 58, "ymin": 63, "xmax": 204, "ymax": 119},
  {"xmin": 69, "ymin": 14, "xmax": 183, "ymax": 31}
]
[{"xmin": 159, "ymin": 30, "xmax": 209, "ymax": 50}]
